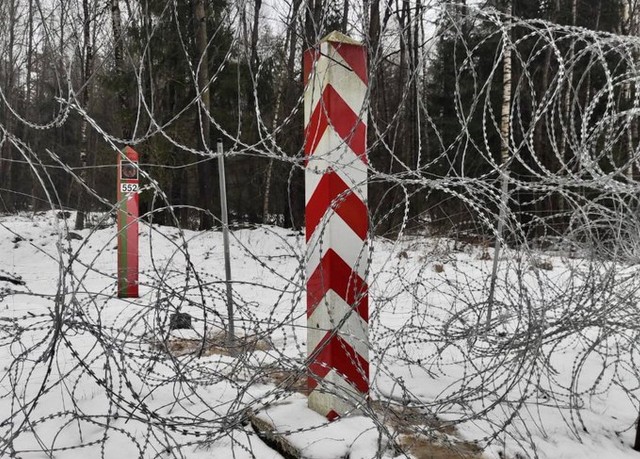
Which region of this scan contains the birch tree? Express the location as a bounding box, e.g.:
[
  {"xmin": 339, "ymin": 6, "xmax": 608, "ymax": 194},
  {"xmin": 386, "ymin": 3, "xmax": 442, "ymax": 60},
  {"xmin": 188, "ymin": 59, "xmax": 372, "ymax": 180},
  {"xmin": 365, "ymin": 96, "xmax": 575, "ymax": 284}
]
[{"xmin": 486, "ymin": 0, "xmax": 512, "ymax": 320}]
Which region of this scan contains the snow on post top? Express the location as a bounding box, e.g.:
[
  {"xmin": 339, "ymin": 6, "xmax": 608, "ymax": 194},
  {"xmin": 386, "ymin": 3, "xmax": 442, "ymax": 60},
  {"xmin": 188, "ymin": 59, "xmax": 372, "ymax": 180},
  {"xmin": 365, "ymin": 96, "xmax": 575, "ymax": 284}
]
[{"xmin": 321, "ymin": 31, "xmax": 362, "ymax": 46}]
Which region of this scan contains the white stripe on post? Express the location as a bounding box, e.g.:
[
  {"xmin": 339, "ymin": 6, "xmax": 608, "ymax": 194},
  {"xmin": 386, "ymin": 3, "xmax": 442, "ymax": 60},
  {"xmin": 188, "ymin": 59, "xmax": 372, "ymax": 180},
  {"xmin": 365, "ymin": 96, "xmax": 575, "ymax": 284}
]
[{"xmin": 304, "ymin": 31, "xmax": 369, "ymax": 420}]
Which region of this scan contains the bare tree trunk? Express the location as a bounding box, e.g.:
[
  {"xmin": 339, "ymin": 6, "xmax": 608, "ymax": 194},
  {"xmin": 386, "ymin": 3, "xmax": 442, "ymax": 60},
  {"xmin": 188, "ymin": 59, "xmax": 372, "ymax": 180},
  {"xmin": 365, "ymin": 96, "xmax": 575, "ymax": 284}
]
[
  {"xmin": 1, "ymin": 0, "xmax": 17, "ymax": 212},
  {"xmin": 561, "ymin": 0, "xmax": 577, "ymax": 169},
  {"xmin": 194, "ymin": 0, "xmax": 214, "ymax": 230},
  {"xmin": 583, "ymin": 1, "xmax": 602, "ymax": 106},
  {"xmin": 27, "ymin": 0, "xmax": 41, "ymax": 213},
  {"xmin": 621, "ymin": 0, "xmax": 638, "ymax": 180},
  {"xmin": 110, "ymin": 0, "xmax": 131, "ymax": 139},
  {"xmin": 534, "ymin": 1, "xmax": 559, "ymax": 226},
  {"xmin": 368, "ymin": 0, "xmax": 379, "ymax": 51},
  {"xmin": 304, "ymin": 0, "xmax": 323, "ymax": 48},
  {"xmin": 341, "ymin": 0, "xmax": 349, "ymax": 33},
  {"xmin": 250, "ymin": 0, "xmax": 262, "ymax": 69},
  {"xmin": 74, "ymin": 0, "xmax": 93, "ymax": 230},
  {"xmin": 262, "ymin": 0, "xmax": 301, "ymax": 223},
  {"xmin": 368, "ymin": 0, "xmax": 392, "ymax": 120},
  {"xmin": 630, "ymin": 0, "xmax": 640, "ymax": 179}
]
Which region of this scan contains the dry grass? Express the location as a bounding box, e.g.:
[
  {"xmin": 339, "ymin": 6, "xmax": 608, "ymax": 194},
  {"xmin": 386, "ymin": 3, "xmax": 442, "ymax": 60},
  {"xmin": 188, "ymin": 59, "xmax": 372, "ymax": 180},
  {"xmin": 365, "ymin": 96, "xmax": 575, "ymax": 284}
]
[
  {"xmin": 153, "ymin": 331, "xmax": 272, "ymax": 357},
  {"xmin": 398, "ymin": 434, "xmax": 484, "ymax": 459},
  {"xmin": 266, "ymin": 367, "xmax": 308, "ymax": 394},
  {"xmin": 530, "ymin": 257, "xmax": 553, "ymax": 271},
  {"xmin": 373, "ymin": 402, "xmax": 485, "ymax": 459}
]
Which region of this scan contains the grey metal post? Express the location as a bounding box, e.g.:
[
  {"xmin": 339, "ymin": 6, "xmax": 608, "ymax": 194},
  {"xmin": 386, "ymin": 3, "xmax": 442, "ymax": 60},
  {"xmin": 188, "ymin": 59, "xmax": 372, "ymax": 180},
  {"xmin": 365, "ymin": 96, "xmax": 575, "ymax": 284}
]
[
  {"xmin": 217, "ymin": 139, "xmax": 234, "ymax": 349},
  {"xmin": 486, "ymin": 169, "xmax": 509, "ymax": 332}
]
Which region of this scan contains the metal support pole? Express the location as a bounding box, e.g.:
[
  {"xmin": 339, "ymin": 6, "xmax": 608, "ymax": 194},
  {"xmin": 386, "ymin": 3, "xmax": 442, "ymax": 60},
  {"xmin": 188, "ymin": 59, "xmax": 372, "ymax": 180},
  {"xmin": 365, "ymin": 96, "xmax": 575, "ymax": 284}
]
[
  {"xmin": 634, "ymin": 413, "xmax": 640, "ymax": 451},
  {"xmin": 217, "ymin": 139, "xmax": 234, "ymax": 349},
  {"xmin": 486, "ymin": 169, "xmax": 509, "ymax": 332}
]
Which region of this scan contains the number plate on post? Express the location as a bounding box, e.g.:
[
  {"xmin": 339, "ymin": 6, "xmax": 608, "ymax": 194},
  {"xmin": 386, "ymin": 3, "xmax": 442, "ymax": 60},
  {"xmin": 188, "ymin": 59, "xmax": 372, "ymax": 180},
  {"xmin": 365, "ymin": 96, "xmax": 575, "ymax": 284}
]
[{"xmin": 120, "ymin": 183, "xmax": 139, "ymax": 193}]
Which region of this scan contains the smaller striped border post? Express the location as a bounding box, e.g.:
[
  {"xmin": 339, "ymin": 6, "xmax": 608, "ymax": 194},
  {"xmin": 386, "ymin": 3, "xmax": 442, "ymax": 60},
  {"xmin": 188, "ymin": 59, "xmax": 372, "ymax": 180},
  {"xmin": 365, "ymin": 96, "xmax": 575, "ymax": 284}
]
[{"xmin": 117, "ymin": 147, "xmax": 140, "ymax": 298}]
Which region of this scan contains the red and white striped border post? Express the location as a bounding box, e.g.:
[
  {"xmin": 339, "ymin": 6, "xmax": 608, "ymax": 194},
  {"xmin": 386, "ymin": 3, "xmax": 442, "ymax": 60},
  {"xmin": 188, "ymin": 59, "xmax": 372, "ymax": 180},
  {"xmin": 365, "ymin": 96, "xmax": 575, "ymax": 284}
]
[
  {"xmin": 304, "ymin": 31, "xmax": 369, "ymax": 420},
  {"xmin": 117, "ymin": 147, "xmax": 139, "ymax": 298}
]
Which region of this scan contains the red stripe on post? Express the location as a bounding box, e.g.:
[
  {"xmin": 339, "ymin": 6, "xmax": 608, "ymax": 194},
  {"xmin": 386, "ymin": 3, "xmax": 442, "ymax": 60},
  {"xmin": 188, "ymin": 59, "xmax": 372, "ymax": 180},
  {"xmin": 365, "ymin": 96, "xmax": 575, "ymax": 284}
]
[
  {"xmin": 304, "ymin": 85, "xmax": 367, "ymax": 162},
  {"xmin": 308, "ymin": 331, "xmax": 369, "ymax": 394},
  {"xmin": 305, "ymin": 169, "xmax": 368, "ymax": 242},
  {"xmin": 330, "ymin": 42, "xmax": 368, "ymax": 85},
  {"xmin": 326, "ymin": 410, "xmax": 340, "ymax": 421},
  {"xmin": 307, "ymin": 248, "xmax": 368, "ymax": 321}
]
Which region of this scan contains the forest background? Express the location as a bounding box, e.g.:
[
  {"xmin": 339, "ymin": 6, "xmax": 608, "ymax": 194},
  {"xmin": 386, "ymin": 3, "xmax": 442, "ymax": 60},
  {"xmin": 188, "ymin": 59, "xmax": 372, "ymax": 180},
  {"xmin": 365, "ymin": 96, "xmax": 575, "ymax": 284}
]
[{"xmin": 0, "ymin": 0, "xmax": 637, "ymax": 240}]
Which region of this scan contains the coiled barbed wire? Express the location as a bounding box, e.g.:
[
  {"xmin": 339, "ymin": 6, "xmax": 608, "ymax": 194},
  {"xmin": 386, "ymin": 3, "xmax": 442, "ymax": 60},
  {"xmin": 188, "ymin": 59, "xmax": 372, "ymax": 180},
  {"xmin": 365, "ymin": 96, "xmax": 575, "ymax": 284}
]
[{"xmin": 2, "ymin": 1, "xmax": 640, "ymax": 458}]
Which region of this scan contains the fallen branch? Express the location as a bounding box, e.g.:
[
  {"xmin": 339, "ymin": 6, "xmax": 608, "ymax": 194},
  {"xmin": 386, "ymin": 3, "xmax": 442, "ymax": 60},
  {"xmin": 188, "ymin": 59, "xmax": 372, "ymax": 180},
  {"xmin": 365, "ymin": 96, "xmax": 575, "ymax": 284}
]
[{"xmin": 0, "ymin": 275, "xmax": 25, "ymax": 286}]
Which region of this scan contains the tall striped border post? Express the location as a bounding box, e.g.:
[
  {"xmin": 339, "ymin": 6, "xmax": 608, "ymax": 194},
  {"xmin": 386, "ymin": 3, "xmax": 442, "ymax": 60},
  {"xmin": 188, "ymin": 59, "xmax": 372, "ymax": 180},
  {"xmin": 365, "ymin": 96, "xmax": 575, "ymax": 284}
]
[
  {"xmin": 304, "ymin": 31, "xmax": 369, "ymax": 420},
  {"xmin": 117, "ymin": 147, "xmax": 140, "ymax": 298}
]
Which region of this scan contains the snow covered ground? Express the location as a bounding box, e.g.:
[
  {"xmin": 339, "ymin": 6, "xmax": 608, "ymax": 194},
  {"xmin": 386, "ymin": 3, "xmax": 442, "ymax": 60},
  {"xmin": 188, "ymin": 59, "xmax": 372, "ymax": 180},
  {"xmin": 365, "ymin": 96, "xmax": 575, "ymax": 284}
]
[{"xmin": 1, "ymin": 211, "xmax": 640, "ymax": 458}]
